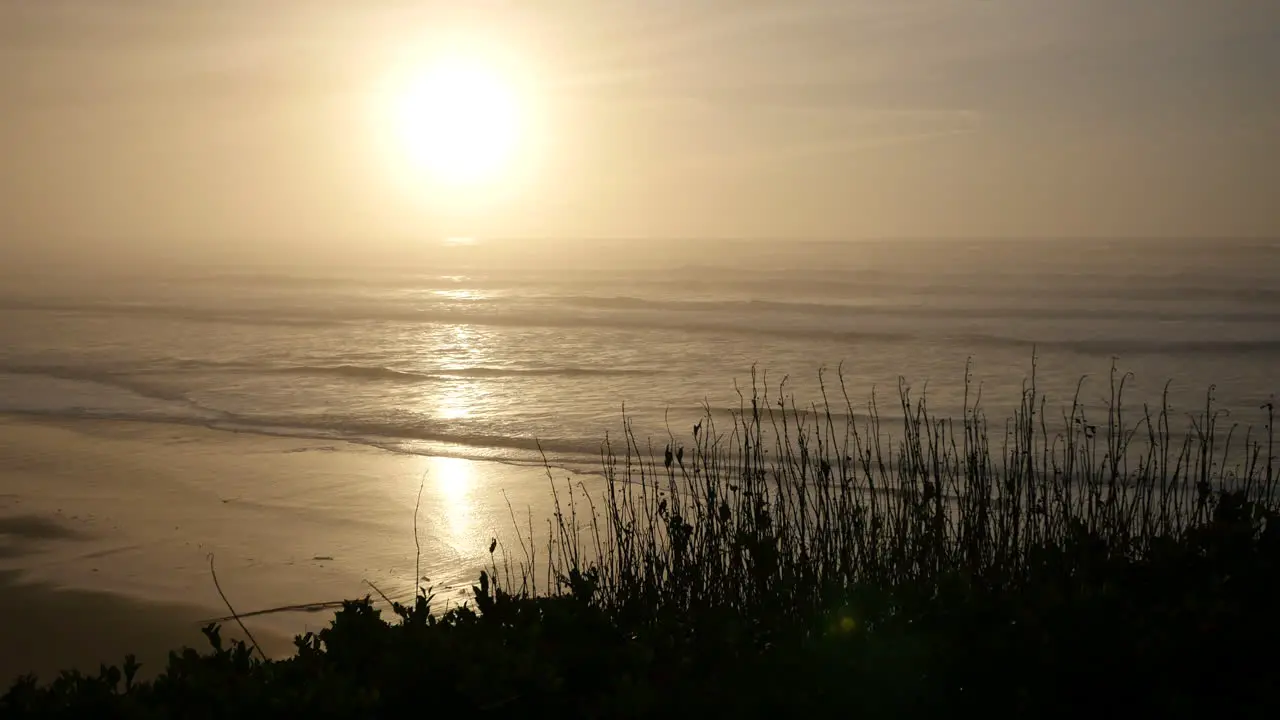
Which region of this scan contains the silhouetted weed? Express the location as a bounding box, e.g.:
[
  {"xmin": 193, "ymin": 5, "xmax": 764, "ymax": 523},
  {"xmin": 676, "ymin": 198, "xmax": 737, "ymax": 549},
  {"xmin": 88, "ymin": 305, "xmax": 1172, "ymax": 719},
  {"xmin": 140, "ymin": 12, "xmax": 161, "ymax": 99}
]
[{"xmin": 4, "ymin": 362, "xmax": 1278, "ymax": 718}]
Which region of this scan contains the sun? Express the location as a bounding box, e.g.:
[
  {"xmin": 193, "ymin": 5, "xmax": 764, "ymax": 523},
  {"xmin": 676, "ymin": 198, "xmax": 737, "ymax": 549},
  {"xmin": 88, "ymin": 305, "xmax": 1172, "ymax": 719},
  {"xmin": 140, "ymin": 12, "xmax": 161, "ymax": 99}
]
[{"xmin": 390, "ymin": 55, "xmax": 523, "ymax": 188}]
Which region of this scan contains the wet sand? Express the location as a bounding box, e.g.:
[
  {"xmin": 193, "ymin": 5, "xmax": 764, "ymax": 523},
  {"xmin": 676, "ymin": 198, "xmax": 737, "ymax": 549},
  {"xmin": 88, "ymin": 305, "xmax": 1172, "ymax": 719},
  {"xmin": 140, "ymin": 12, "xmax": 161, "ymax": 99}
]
[
  {"xmin": 0, "ymin": 568, "xmax": 296, "ymax": 684},
  {"xmin": 0, "ymin": 414, "xmax": 598, "ymax": 683}
]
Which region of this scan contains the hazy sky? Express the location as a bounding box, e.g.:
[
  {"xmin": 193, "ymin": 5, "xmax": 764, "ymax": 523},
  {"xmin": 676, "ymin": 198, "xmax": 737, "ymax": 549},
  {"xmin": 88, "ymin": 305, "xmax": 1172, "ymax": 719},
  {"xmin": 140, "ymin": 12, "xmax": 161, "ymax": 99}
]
[{"xmin": 2, "ymin": 0, "xmax": 1277, "ymax": 262}]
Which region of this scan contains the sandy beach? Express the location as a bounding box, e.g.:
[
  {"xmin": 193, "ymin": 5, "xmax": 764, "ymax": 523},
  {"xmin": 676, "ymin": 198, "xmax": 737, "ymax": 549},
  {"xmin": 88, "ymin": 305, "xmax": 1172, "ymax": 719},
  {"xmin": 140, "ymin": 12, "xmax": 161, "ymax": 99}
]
[{"xmin": 0, "ymin": 414, "xmax": 597, "ymax": 683}]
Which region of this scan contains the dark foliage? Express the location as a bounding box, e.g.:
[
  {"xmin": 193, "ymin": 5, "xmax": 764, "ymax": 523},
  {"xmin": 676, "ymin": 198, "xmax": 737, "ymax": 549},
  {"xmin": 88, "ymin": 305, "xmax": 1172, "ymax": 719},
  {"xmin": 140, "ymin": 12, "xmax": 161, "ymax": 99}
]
[{"xmin": 5, "ymin": 365, "xmax": 1278, "ymax": 718}]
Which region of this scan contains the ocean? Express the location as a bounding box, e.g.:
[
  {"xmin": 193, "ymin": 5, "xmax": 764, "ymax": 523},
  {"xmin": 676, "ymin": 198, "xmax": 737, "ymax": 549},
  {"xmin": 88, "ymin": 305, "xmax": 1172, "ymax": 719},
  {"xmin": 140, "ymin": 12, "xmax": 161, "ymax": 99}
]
[{"xmin": 2, "ymin": 237, "xmax": 1277, "ymax": 474}]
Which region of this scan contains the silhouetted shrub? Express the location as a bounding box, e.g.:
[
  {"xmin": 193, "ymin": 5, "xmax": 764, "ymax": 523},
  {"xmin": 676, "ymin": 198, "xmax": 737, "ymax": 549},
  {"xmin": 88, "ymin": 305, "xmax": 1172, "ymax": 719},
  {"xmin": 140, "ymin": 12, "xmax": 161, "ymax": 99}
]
[{"xmin": 5, "ymin": 364, "xmax": 1278, "ymax": 718}]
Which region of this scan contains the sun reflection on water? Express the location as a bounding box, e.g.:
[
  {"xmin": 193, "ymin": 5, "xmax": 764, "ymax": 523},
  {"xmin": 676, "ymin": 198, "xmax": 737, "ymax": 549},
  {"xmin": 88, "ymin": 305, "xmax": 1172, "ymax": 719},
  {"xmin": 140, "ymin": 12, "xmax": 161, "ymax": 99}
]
[
  {"xmin": 432, "ymin": 324, "xmax": 490, "ymax": 420},
  {"xmin": 432, "ymin": 288, "xmax": 485, "ymax": 301},
  {"xmin": 437, "ymin": 379, "xmax": 483, "ymax": 419}
]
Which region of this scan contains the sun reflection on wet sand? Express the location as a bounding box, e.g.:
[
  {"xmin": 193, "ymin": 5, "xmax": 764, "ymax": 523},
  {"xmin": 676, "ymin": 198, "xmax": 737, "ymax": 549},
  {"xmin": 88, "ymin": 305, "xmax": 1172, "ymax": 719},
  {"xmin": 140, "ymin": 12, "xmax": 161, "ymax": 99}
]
[{"xmin": 429, "ymin": 455, "xmax": 477, "ymax": 554}]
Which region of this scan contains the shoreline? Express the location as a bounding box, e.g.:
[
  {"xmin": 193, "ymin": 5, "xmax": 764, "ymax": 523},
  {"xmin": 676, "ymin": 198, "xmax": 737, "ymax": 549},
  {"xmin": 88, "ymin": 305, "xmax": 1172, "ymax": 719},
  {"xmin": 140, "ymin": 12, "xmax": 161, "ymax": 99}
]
[
  {"xmin": 0, "ymin": 407, "xmax": 608, "ymax": 477},
  {"xmin": 0, "ymin": 413, "xmax": 596, "ymax": 681}
]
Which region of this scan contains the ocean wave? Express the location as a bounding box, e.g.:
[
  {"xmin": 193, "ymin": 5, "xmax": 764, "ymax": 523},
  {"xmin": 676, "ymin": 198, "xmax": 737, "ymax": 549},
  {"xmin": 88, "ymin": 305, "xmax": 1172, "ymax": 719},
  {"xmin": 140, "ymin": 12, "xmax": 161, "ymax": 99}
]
[
  {"xmin": 6, "ymin": 297, "xmax": 1280, "ymax": 358},
  {"xmin": 8, "ymin": 284, "xmax": 1280, "ymax": 331},
  {"xmin": 257, "ymin": 364, "xmax": 433, "ymax": 382},
  {"xmin": 0, "ymin": 363, "xmax": 224, "ymax": 412},
  {"xmin": 116, "ymin": 260, "xmax": 1280, "ymax": 303},
  {"xmin": 10, "ymin": 289, "xmax": 1280, "ymax": 338},
  {"xmin": 1025, "ymin": 337, "xmax": 1280, "ymax": 357},
  {"xmin": 0, "ymin": 360, "xmax": 656, "ymax": 399},
  {"xmin": 0, "ymin": 404, "xmax": 609, "ymax": 463},
  {"xmin": 260, "ymin": 364, "xmax": 654, "ymax": 382},
  {"xmin": 550, "ymin": 294, "xmax": 1280, "ymax": 324},
  {"xmin": 0, "ymin": 299, "xmax": 349, "ymax": 328},
  {"xmin": 0, "ymin": 298, "xmax": 922, "ymax": 339},
  {"xmin": 3, "ymin": 402, "xmax": 1262, "ymax": 482}
]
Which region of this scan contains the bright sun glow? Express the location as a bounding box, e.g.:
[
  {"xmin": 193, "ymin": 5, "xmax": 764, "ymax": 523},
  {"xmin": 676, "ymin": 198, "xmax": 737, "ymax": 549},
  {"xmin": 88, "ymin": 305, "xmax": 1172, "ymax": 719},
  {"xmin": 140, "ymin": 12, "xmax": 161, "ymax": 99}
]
[{"xmin": 391, "ymin": 56, "xmax": 523, "ymax": 188}]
